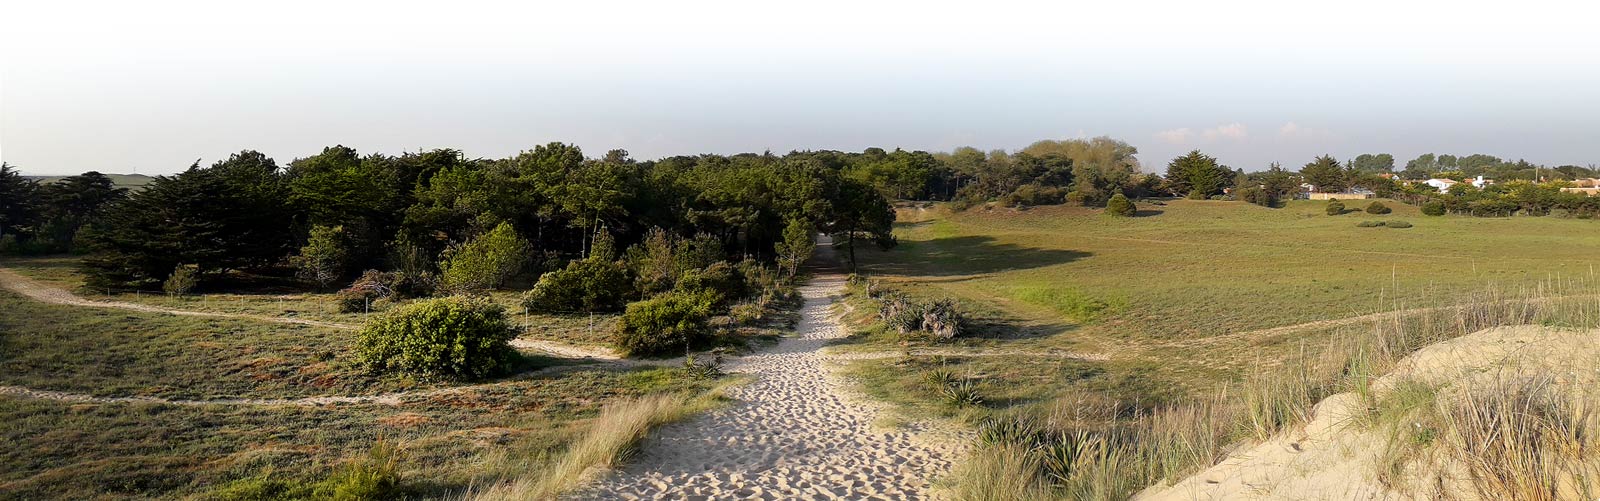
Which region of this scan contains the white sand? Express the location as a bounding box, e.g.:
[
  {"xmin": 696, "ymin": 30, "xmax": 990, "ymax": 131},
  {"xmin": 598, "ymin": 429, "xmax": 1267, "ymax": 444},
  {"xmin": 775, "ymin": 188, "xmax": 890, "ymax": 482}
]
[
  {"xmin": 1139, "ymin": 325, "xmax": 1600, "ymax": 501},
  {"xmin": 570, "ymin": 273, "xmax": 965, "ymax": 500}
]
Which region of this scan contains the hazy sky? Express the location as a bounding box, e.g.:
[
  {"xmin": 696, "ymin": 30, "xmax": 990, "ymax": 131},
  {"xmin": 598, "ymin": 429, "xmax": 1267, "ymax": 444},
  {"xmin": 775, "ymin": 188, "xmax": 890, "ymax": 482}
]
[{"xmin": 4, "ymin": 0, "xmax": 1599, "ymax": 175}]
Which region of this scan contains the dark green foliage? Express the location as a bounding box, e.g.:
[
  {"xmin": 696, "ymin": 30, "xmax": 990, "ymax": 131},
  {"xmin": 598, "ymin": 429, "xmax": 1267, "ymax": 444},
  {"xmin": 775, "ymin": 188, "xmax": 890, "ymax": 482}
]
[
  {"xmin": 81, "ymin": 152, "xmax": 292, "ymax": 288},
  {"xmin": 1164, "ymin": 150, "xmax": 1232, "ymax": 199},
  {"xmin": 1105, "ymin": 193, "xmax": 1136, "ymax": 217},
  {"xmin": 1356, "ymin": 220, "xmax": 1385, "ymax": 227},
  {"xmin": 1326, "ymin": 199, "xmax": 1346, "ymax": 216},
  {"xmin": 676, "ymin": 261, "xmax": 747, "ymax": 307},
  {"xmin": 614, "ymin": 290, "xmax": 717, "ymax": 356},
  {"xmin": 33, "ymin": 171, "xmax": 127, "ymax": 252},
  {"xmin": 1386, "ymin": 220, "xmax": 1413, "ymax": 228},
  {"xmin": 1301, "ymin": 155, "xmax": 1347, "ymax": 193},
  {"xmin": 1422, "ymin": 201, "xmax": 1447, "ymax": 216},
  {"xmin": 355, "ymin": 296, "xmax": 516, "ymax": 380},
  {"xmin": 522, "ymin": 257, "xmax": 630, "ymax": 313},
  {"xmin": 1366, "ymin": 201, "xmax": 1392, "ymax": 214}
]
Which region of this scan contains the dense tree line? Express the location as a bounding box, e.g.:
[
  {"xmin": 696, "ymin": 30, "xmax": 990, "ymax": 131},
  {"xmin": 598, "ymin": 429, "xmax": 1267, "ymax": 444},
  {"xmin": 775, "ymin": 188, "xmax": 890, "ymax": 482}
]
[
  {"xmin": 0, "ymin": 164, "xmax": 128, "ymax": 253},
  {"xmin": 2, "ymin": 145, "xmax": 895, "ymax": 290}
]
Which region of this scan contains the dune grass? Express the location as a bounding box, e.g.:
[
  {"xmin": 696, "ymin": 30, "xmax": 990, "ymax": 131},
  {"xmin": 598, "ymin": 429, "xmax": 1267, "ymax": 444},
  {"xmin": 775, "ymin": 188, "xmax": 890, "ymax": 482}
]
[{"xmin": 466, "ymin": 379, "xmax": 739, "ymax": 500}]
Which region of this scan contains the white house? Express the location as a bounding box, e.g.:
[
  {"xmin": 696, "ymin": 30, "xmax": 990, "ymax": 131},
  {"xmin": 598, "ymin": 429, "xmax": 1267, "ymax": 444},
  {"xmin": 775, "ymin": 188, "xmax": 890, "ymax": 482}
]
[
  {"xmin": 1424, "ymin": 178, "xmax": 1458, "ymax": 191},
  {"xmin": 1468, "ymin": 175, "xmax": 1491, "ymax": 188}
]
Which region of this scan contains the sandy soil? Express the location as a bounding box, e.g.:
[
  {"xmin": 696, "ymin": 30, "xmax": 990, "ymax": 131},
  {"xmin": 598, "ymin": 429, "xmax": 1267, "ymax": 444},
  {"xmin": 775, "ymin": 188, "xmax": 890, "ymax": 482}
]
[
  {"xmin": 569, "ymin": 273, "xmax": 967, "ymax": 500},
  {"xmin": 1139, "ymin": 325, "xmax": 1600, "ymax": 501}
]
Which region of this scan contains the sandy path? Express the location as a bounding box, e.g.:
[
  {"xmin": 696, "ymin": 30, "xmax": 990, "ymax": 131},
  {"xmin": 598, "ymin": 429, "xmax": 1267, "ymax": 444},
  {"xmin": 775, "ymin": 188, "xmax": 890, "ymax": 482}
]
[{"xmin": 570, "ymin": 273, "xmax": 965, "ymax": 500}]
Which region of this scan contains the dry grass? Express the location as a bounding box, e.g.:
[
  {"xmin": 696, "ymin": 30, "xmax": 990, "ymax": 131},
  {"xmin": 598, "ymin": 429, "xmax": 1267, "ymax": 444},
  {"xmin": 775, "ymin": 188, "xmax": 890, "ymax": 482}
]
[
  {"xmin": 1436, "ymin": 374, "xmax": 1599, "ymax": 500},
  {"xmin": 466, "ymin": 380, "xmax": 737, "ymax": 500}
]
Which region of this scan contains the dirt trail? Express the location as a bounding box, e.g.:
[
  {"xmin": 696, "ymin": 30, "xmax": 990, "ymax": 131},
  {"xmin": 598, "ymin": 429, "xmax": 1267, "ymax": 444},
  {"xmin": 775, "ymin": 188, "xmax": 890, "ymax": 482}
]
[
  {"xmin": 569, "ymin": 272, "xmax": 966, "ymax": 500},
  {"xmin": 0, "ymin": 267, "xmax": 357, "ymax": 330}
]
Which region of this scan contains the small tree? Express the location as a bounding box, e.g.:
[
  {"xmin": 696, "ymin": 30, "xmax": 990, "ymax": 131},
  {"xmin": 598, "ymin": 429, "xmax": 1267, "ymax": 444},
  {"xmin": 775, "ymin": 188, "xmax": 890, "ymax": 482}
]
[
  {"xmin": 438, "ymin": 222, "xmax": 531, "ymax": 294},
  {"xmin": 356, "ymin": 296, "xmax": 516, "ymax": 380},
  {"xmin": 773, "ymin": 218, "xmax": 814, "ymax": 280},
  {"xmin": 163, "ymin": 264, "xmax": 199, "ymax": 295},
  {"xmin": 293, "ymin": 225, "xmax": 351, "ymax": 289},
  {"xmin": 1365, "ymin": 201, "xmax": 1392, "ymax": 214},
  {"xmin": 1105, "ymin": 193, "xmax": 1136, "ymax": 217},
  {"xmin": 1326, "ymin": 199, "xmax": 1346, "ymax": 216},
  {"xmin": 1422, "ymin": 200, "xmax": 1447, "ymax": 216}
]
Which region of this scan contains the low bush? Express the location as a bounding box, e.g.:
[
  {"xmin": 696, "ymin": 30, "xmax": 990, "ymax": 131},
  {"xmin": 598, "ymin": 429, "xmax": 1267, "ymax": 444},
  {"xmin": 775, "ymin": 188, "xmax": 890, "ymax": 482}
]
[
  {"xmin": 214, "ymin": 441, "xmax": 403, "ymax": 501},
  {"xmin": 163, "ymin": 264, "xmax": 199, "ymax": 294},
  {"xmin": 940, "ymin": 378, "xmax": 984, "ymax": 408},
  {"xmin": 355, "ymin": 296, "xmax": 516, "ymax": 380},
  {"xmin": 1422, "ymin": 200, "xmax": 1447, "ymax": 216},
  {"xmin": 921, "ymin": 299, "xmax": 966, "ymax": 339},
  {"xmin": 522, "ymin": 257, "xmax": 630, "ymax": 313},
  {"xmin": 1357, "ymin": 221, "xmax": 1385, "ymax": 228},
  {"xmin": 336, "ymin": 270, "xmax": 397, "ymax": 313},
  {"xmin": 613, "ymin": 290, "xmax": 717, "ymax": 356},
  {"xmin": 1366, "ymin": 201, "xmax": 1392, "ymax": 214},
  {"xmin": 874, "ymin": 287, "xmax": 971, "ymax": 339},
  {"xmin": 1326, "ymin": 199, "xmax": 1346, "ymax": 215},
  {"xmin": 1105, "ymin": 193, "xmax": 1136, "ymax": 217},
  {"xmin": 1386, "ymin": 220, "xmax": 1413, "ymax": 228}
]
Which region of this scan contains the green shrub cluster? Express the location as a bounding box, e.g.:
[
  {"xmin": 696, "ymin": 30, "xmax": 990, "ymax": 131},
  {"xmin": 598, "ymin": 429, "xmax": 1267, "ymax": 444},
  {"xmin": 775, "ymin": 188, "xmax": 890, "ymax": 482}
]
[
  {"xmin": 437, "ymin": 222, "xmax": 531, "ymax": 294},
  {"xmin": 613, "ymin": 290, "xmax": 718, "ymax": 356},
  {"xmin": 1422, "ymin": 200, "xmax": 1447, "ymax": 216},
  {"xmin": 1366, "ymin": 201, "xmax": 1392, "ymax": 214},
  {"xmin": 1386, "ymin": 220, "xmax": 1413, "ymax": 228},
  {"xmin": 522, "ymin": 257, "xmax": 630, "ymax": 313},
  {"xmin": 1104, "ymin": 193, "xmax": 1136, "ymax": 217},
  {"xmin": 356, "ymin": 296, "xmax": 516, "ymax": 380},
  {"xmin": 1325, "ymin": 199, "xmax": 1346, "ymax": 215},
  {"xmin": 1356, "ymin": 220, "xmax": 1413, "ymax": 228}
]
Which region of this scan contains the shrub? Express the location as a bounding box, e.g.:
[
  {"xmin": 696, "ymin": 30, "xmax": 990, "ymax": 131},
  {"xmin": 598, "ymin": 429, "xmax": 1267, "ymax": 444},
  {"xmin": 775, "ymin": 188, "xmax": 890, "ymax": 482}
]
[
  {"xmin": 355, "ymin": 296, "xmax": 516, "ymax": 380},
  {"xmin": 522, "ymin": 257, "xmax": 630, "ymax": 313},
  {"xmin": 337, "ymin": 270, "xmax": 397, "ymax": 313},
  {"xmin": 293, "ymin": 224, "xmax": 351, "ymax": 290},
  {"xmin": 1386, "ymin": 220, "xmax": 1413, "ymax": 228},
  {"xmin": 163, "ymin": 264, "xmax": 199, "ymax": 294},
  {"xmin": 676, "ymin": 261, "xmax": 747, "ymax": 307},
  {"xmin": 940, "ymin": 378, "xmax": 984, "ymax": 407},
  {"xmin": 1366, "ymin": 201, "xmax": 1392, "ymax": 214},
  {"xmin": 1422, "ymin": 200, "xmax": 1447, "ymax": 216},
  {"xmin": 613, "ymin": 290, "xmax": 717, "ymax": 356},
  {"xmin": 1357, "ymin": 221, "xmax": 1385, "ymax": 228},
  {"xmin": 438, "ymin": 222, "xmax": 531, "ymax": 294},
  {"xmin": 1105, "ymin": 193, "xmax": 1136, "ymax": 217},
  {"xmin": 921, "ymin": 299, "xmax": 966, "ymax": 339},
  {"xmin": 1325, "ymin": 199, "xmax": 1346, "ymax": 215}
]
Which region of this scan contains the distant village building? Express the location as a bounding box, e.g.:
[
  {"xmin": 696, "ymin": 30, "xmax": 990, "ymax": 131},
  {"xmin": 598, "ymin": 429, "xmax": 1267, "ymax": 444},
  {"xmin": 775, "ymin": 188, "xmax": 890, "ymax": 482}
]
[
  {"xmin": 1424, "ymin": 178, "xmax": 1458, "ymax": 191},
  {"xmin": 1561, "ymin": 178, "xmax": 1600, "ymax": 196}
]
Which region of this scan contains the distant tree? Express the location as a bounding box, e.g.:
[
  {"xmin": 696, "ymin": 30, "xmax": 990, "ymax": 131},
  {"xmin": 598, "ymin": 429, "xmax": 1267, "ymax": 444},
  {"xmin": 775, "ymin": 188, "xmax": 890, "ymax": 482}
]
[
  {"xmin": 0, "ymin": 163, "xmax": 40, "ymax": 242},
  {"xmin": 293, "ymin": 225, "xmax": 352, "ymax": 289},
  {"xmin": 1164, "ymin": 150, "xmax": 1230, "ymax": 199},
  {"xmin": 1403, "ymin": 153, "xmax": 1438, "ymax": 179},
  {"xmin": 828, "ymin": 178, "xmax": 895, "ymax": 270},
  {"xmin": 37, "ymin": 171, "xmax": 128, "ymax": 251},
  {"xmin": 1350, "ymin": 153, "xmax": 1395, "ymax": 173},
  {"xmin": 81, "ymin": 153, "xmax": 291, "ymax": 288},
  {"xmin": 773, "ymin": 218, "xmax": 815, "ymax": 280},
  {"xmin": 1422, "ymin": 200, "xmax": 1447, "ymax": 216},
  {"xmin": 438, "ymin": 222, "xmax": 532, "ymax": 293},
  {"xmin": 1301, "ymin": 155, "xmax": 1347, "ymax": 192}
]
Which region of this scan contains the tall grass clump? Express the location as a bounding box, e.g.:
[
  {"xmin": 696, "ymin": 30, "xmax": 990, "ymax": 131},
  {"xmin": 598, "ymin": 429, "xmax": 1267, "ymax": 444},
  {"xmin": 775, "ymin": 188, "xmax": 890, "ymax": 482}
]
[
  {"xmin": 1436, "ymin": 375, "xmax": 1599, "ymax": 501},
  {"xmin": 468, "ymin": 390, "xmax": 727, "ymax": 500}
]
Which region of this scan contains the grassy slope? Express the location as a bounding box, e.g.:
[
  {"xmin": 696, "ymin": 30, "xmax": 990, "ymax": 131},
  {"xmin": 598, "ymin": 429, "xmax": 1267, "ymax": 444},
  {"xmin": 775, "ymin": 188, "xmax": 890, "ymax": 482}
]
[
  {"xmin": 843, "ymin": 199, "xmax": 1600, "ymax": 416},
  {"xmin": 0, "ymin": 259, "xmax": 733, "ymax": 498}
]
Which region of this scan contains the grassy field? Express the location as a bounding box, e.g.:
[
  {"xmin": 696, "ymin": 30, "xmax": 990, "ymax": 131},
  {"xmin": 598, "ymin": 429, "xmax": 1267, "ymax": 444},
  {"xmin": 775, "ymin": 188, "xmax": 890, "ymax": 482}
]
[
  {"xmin": 0, "ymin": 258, "xmax": 740, "ymax": 498},
  {"xmin": 841, "ymin": 198, "xmax": 1600, "ymax": 419},
  {"xmin": 837, "ymin": 198, "xmax": 1600, "ymax": 497}
]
